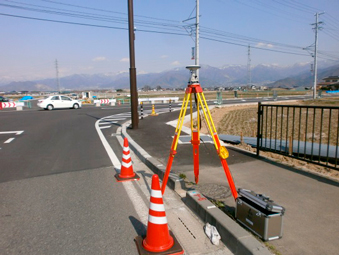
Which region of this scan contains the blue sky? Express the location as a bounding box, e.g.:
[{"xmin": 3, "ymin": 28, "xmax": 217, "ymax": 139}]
[{"xmin": 0, "ymin": 0, "xmax": 338, "ymax": 82}]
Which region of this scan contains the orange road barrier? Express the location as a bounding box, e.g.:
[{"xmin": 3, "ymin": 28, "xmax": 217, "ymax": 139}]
[
  {"xmin": 115, "ymin": 137, "xmax": 140, "ymax": 182},
  {"xmin": 150, "ymin": 104, "xmax": 158, "ymax": 116},
  {"xmin": 135, "ymin": 175, "xmax": 184, "ymax": 255}
]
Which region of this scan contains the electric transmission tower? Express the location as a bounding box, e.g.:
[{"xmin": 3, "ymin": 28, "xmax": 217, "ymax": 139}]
[
  {"xmin": 247, "ymin": 45, "xmax": 252, "ymax": 87},
  {"xmin": 55, "ymin": 59, "xmax": 60, "ymax": 93}
]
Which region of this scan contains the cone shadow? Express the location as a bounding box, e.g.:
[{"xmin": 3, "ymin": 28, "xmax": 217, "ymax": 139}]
[{"xmin": 129, "ymin": 216, "xmax": 146, "ymax": 237}]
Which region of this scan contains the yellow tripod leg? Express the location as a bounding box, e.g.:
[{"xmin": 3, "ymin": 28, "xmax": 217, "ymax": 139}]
[
  {"xmin": 197, "ymin": 92, "xmax": 238, "ymax": 200},
  {"xmin": 161, "ymin": 93, "xmax": 191, "ymax": 194}
]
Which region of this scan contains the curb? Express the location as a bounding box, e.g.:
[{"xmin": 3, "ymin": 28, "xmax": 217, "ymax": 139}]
[
  {"xmin": 121, "ymin": 122, "xmax": 272, "ymax": 255},
  {"xmin": 186, "ymin": 190, "xmax": 271, "ymax": 255},
  {"xmin": 121, "ymin": 122, "xmax": 184, "ymax": 192}
]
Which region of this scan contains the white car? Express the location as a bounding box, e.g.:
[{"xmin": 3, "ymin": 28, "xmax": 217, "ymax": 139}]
[{"xmin": 37, "ymin": 95, "xmax": 82, "ymax": 110}]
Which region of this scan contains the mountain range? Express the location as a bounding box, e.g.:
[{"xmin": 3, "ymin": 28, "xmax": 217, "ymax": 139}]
[{"xmin": 0, "ymin": 62, "xmax": 338, "ymax": 92}]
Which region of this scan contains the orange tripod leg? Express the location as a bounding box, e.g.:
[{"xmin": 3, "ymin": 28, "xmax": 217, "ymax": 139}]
[
  {"xmin": 191, "ymin": 130, "xmax": 200, "ymax": 184},
  {"xmin": 161, "ymin": 150, "xmax": 176, "ymax": 195},
  {"xmin": 161, "ymin": 134, "xmax": 178, "ymax": 194},
  {"xmin": 220, "ymin": 158, "xmax": 238, "ymax": 200}
]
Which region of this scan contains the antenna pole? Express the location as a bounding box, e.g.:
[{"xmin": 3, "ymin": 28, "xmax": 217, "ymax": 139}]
[{"xmin": 195, "ymin": 0, "xmax": 199, "ymax": 79}]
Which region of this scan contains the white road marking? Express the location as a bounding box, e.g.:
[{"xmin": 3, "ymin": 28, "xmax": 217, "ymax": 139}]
[
  {"xmin": 95, "ymin": 119, "xmax": 121, "ymax": 167},
  {"xmin": 99, "ymin": 121, "xmax": 118, "ymax": 125},
  {"xmin": 116, "ymin": 113, "xmax": 131, "ymax": 117},
  {"xmin": 103, "ymin": 118, "xmax": 126, "ymax": 121},
  {"xmin": 100, "ymin": 125, "xmax": 111, "ymax": 129},
  {"xmin": 95, "ymin": 116, "xmax": 149, "ymax": 226},
  {"xmin": 0, "ymin": 131, "xmax": 24, "ymax": 135},
  {"xmin": 4, "ymin": 138, "xmax": 15, "ymax": 143}
]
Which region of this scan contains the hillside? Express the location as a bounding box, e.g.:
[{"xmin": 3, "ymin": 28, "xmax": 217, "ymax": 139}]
[
  {"xmin": 268, "ymin": 64, "xmax": 339, "ymax": 88},
  {"xmin": 0, "ymin": 62, "xmax": 337, "ymax": 92}
]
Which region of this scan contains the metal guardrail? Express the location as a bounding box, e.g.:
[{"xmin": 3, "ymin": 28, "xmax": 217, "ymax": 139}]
[{"xmin": 257, "ymin": 102, "xmax": 339, "ymax": 170}]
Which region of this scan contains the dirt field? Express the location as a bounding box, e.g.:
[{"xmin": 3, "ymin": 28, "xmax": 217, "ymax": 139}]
[{"xmin": 186, "ymin": 98, "xmax": 339, "ymax": 180}]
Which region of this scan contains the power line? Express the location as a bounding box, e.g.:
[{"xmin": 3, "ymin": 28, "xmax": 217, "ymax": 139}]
[
  {"xmin": 0, "ymin": 12, "xmax": 128, "ymax": 30},
  {"xmin": 1, "ymin": 1, "xmax": 338, "ymax": 62},
  {"xmin": 200, "ymin": 36, "xmax": 310, "ymax": 56}
]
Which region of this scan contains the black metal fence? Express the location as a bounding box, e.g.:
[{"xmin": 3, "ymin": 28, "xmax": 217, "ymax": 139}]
[{"xmin": 256, "ymin": 102, "xmax": 339, "ymax": 170}]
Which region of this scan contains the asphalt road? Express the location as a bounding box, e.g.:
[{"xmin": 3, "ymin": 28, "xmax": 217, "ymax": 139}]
[
  {"xmin": 0, "ymin": 94, "xmax": 319, "ymax": 254},
  {"xmin": 0, "ymin": 104, "xmax": 143, "ymax": 254}
]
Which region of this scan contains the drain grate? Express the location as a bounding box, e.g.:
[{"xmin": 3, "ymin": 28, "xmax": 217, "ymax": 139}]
[{"xmin": 178, "ymin": 217, "xmax": 196, "ymax": 239}]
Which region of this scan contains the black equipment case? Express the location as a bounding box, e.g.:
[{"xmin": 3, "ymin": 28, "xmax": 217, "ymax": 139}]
[{"xmin": 235, "ymin": 188, "xmax": 285, "ymax": 241}]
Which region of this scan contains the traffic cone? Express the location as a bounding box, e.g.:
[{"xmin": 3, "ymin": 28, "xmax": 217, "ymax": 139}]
[
  {"xmin": 135, "ymin": 175, "xmax": 184, "ymax": 255},
  {"xmin": 115, "ymin": 137, "xmax": 140, "ymax": 182},
  {"xmin": 150, "ymin": 104, "xmax": 158, "ymax": 116}
]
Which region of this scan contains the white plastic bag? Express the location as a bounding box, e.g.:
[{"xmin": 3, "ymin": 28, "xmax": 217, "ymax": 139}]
[{"xmin": 204, "ymin": 223, "xmax": 221, "ymax": 245}]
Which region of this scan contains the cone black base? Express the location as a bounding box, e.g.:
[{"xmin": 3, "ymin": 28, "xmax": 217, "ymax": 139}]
[
  {"xmin": 115, "ymin": 173, "xmax": 140, "ymax": 182},
  {"xmin": 134, "ymin": 231, "xmax": 184, "ymax": 255}
]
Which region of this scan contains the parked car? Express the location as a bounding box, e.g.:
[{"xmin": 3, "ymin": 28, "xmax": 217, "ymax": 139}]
[
  {"xmin": 0, "ymin": 96, "xmax": 9, "ymax": 102},
  {"xmin": 37, "ymin": 95, "xmax": 82, "ymax": 110}
]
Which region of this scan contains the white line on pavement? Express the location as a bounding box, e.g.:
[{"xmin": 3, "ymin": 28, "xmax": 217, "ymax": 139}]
[
  {"xmin": 0, "ymin": 131, "xmax": 24, "ymax": 135},
  {"xmin": 99, "ymin": 121, "xmax": 118, "ymax": 124},
  {"xmin": 4, "ymin": 138, "xmax": 15, "ymax": 143},
  {"xmin": 95, "ymin": 116, "xmax": 149, "ymax": 226},
  {"xmin": 100, "ymin": 125, "xmax": 112, "ymax": 129},
  {"xmin": 103, "ymin": 117, "xmax": 126, "ymax": 120}
]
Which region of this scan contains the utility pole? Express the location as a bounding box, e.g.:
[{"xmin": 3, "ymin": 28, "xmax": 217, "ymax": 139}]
[
  {"xmin": 247, "ymin": 45, "xmax": 251, "ymax": 87},
  {"xmin": 312, "ymin": 12, "xmax": 324, "ymax": 99},
  {"xmin": 128, "ymin": 0, "xmax": 138, "ymax": 129},
  {"xmin": 195, "ymin": 0, "xmax": 200, "ymax": 79},
  {"xmin": 55, "ymin": 59, "xmax": 60, "ymax": 93}
]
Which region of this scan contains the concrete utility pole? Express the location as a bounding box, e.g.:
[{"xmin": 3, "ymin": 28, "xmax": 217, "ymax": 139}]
[
  {"xmin": 128, "ymin": 0, "xmax": 138, "ymax": 129},
  {"xmin": 312, "ymin": 12, "xmax": 324, "ymax": 99},
  {"xmin": 55, "ymin": 59, "xmax": 60, "ymax": 93},
  {"xmin": 195, "ymin": 0, "xmax": 200, "ymax": 79}
]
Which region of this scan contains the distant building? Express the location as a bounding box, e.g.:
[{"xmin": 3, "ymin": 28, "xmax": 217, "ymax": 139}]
[{"xmin": 318, "ymin": 76, "xmax": 339, "ymax": 90}]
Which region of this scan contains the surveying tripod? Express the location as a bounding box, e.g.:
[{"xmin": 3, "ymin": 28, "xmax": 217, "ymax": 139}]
[{"xmin": 161, "ymin": 65, "xmax": 238, "ymax": 200}]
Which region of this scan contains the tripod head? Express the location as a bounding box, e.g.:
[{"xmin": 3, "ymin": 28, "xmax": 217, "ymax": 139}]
[{"xmin": 186, "ymin": 65, "xmax": 200, "ymax": 84}]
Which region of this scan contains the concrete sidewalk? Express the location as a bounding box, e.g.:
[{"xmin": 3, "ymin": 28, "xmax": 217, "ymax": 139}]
[{"xmin": 126, "ymin": 110, "xmax": 339, "ymax": 255}]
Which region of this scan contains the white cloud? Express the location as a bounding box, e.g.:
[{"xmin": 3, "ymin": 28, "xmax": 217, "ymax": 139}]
[
  {"xmin": 171, "ymin": 61, "xmax": 180, "ymax": 66},
  {"xmin": 160, "ymin": 55, "xmax": 168, "ymax": 59},
  {"xmin": 92, "ymin": 57, "xmax": 107, "ymax": 62},
  {"xmin": 256, "ymin": 42, "xmax": 274, "ymax": 48},
  {"xmin": 137, "ymin": 70, "xmax": 148, "ymax": 75},
  {"xmin": 120, "ymin": 58, "xmax": 129, "ymax": 62}
]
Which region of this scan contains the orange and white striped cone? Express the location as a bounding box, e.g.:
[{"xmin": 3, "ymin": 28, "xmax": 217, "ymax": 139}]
[
  {"xmin": 115, "ymin": 137, "xmax": 140, "ymax": 182},
  {"xmin": 135, "ymin": 175, "xmax": 184, "ymax": 255}
]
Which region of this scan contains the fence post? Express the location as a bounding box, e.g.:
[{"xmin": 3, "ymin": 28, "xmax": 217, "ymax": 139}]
[
  {"xmin": 289, "ymin": 136, "xmax": 293, "ymax": 155},
  {"xmin": 256, "ymin": 102, "xmax": 262, "ymax": 156}
]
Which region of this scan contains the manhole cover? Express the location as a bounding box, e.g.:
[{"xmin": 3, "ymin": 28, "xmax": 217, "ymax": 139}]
[{"xmin": 195, "ymin": 183, "xmax": 231, "ymax": 201}]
